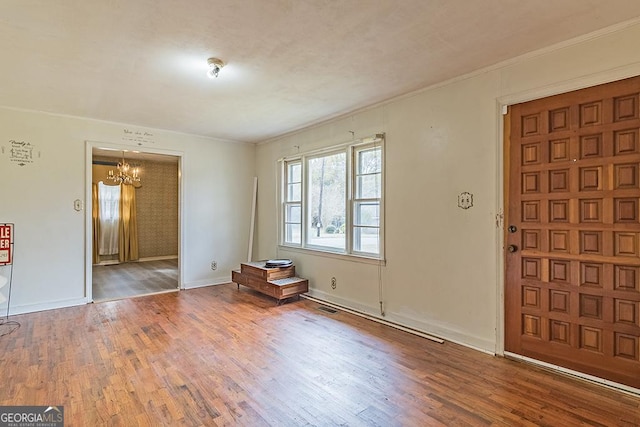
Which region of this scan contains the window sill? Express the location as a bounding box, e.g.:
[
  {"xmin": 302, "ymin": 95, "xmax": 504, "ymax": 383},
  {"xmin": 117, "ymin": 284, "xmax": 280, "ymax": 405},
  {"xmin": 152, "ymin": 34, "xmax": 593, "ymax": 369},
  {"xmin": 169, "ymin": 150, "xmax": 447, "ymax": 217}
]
[{"xmin": 277, "ymin": 245, "xmax": 386, "ymax": 266}]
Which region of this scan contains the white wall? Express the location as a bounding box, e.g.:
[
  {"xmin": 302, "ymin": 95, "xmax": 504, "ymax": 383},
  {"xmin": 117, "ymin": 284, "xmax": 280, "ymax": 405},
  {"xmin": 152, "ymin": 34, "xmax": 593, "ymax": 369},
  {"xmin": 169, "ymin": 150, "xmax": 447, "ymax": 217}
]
[
  {"xmin": 255, "ymin": 22, "xmax": 640, "ymax": 352},
  {"xmin": 0, "ymin": 108, "xmax": 255, "ymax": 314}
]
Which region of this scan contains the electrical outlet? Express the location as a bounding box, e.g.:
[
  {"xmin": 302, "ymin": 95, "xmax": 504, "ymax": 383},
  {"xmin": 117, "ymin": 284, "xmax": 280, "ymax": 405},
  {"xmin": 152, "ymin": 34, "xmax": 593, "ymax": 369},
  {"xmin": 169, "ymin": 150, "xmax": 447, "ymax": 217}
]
[
  {"xmin": 331, "ymin": 277, "xmax": 337, "ymax": 289},
  {"xmin": 211, "ymin": 261, "xmax": 217, "ymax": 270}
]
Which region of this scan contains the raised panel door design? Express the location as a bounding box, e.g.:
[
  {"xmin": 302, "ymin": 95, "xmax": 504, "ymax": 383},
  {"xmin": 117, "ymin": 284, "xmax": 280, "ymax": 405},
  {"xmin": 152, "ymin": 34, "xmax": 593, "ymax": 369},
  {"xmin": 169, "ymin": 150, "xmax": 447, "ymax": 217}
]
[
  {"xmin": 549, "ymin": 169, "xmax": 570, "ymax": 192},
  {"xmin": 549, "ymin": 290, "xmax": 570, "ymax": 313},
  {"xmin": 580, "ymin": 294, "xmax": 603, "ymax": 319},
  {"xmin": 615, "ymin": 265, "xmax": 639, "ymax": 292},
  {"xmin": 614, "ymin": 299, "xmax": 638, "ymax": 326},
  {"xmin": 522, "ymin": 201, "xmax": 541, "ymax": 222},
  {"xmin": 522, "ymin": 143, "xmax": 541, "ymax": 165},
  {"xmin": 550, "ymin": 108, "xmax": 570, "ymax": 132},
  {"xmin": 614, "ymin": 129, "xmax": 639, "ymax": 155},
  {"xmin": 580, "ymin": 199, "xmax": 602, "ymax": 223},
  {"xmin": 580, "ymin": 326, "xmax": 603, "ymax": 353},
  {"xmin": 580, "ymin": 102, "xmax": 603, "ymax": 127},
  {"xmin": 522, "ymin": 229, "xmax": 540, "ymax": 250},
  {"xmin": 522, "ymin": 258, "xmax": 541, "ymax": 280},
  {"xmin": 580, "ymin": 167, "xmax": 602, "ymax": 191},
  {"xmin": 614, "ymin": 198, "xmax": 639, "ymax": 223},
  {"xmin": 614, "ymin": 333, "xmax": 638, "ymax": 361},
  {"xmin": 523, "ymin": 315, "xmax": 541, "ymax": 338},
  {"xmin": 614, "ymin": 163, "xmax": 638, "ymax": 189},
  {"xmin": 522, "ymin": 114, "xmax": 540, "ymax": 136},
  {"xmin": 522, "ymin": 172, "xmax": 541, "ymax": 193},
  {"xmin": 614, "ymin": 94, "xmax": 639, "ymax": 122},
  {"xmin": 580, "ymin": 263, "xmax": 603, "ymax": 288},
  {"xmin": 549, "ymin": 230, "xmax": 570, "ymax": 253},
  {"xmin": 615, "ymin": 232, "xmax": 638, "ymax": 257},
  {"xmin": 550, "ymin": 320, "xmax": 570, "ymax": 344},
  {"xmin": 550, "ymin": 138, "xmax": 570, "ymax": 162},
  {"xmin": 580, "ymin": 231, "xmax": 602, "ymax": 254},
  {"xmin": 549, "ymin": 200, "xmax": 569, "ymax": 222},
  {"xmin": 550, "ymin": 259, "xmax": 571, "ymax": 283},
  {"xmin": 580, "ymin": 134, "xmax": 603, "ymax": 158},
  {"xmin": 522, "ymin": 286, "xmax": 541, "ymax": 308},
  {"xmin": 506, "ymin": 75, "xmax": 640, "ymax": 389}
]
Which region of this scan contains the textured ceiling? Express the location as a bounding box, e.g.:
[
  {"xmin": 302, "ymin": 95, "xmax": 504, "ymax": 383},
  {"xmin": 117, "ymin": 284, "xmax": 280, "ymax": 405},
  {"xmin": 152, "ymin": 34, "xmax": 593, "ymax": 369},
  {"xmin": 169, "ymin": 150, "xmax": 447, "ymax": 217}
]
[{"xmin": 2, "ymin": 1, "xmax": 640, "ymax": 143}]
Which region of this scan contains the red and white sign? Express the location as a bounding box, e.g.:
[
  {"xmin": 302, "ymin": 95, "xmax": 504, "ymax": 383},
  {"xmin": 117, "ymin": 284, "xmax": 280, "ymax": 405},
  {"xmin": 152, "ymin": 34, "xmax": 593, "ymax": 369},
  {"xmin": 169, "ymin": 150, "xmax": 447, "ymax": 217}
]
[{"xmin": 0, "ymin": 223, "xmax": 13, "ymax": 266}]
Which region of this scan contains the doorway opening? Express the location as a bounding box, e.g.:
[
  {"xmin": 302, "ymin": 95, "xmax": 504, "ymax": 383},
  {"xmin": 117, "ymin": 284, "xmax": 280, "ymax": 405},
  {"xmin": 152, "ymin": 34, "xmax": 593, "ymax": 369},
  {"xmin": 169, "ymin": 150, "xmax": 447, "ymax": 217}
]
[{"xmin": 86, "ymin": 143, "xmax": 183, "ymax": 302}]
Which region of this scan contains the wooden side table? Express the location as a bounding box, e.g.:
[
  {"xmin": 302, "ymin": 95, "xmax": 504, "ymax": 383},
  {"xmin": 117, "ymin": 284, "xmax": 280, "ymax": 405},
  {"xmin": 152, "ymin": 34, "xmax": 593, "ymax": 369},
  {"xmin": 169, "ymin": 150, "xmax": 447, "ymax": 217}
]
[{"xmin": 231, "ymin": 261, "xmax": 308, "ymax": 304}]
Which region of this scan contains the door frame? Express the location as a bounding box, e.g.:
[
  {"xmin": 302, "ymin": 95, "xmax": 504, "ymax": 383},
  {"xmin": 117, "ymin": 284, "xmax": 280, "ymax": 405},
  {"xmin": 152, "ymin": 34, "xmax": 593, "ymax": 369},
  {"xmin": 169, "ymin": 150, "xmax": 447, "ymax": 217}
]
[
  {"xmin": 495, "ymin": 65, "xmax": 640, "ymax": 356},
  {"xmin": 84, "ymin": 140, "xmax": 185, "ymax": 302}
]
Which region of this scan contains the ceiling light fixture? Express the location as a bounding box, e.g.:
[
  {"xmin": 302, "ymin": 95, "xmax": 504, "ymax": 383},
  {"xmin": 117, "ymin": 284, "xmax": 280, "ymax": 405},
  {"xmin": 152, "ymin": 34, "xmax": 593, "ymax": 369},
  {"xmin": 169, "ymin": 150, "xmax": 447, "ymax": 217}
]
[{"xmin": 207, "ymin": 57, "xmax": 225, "ymax": 78}]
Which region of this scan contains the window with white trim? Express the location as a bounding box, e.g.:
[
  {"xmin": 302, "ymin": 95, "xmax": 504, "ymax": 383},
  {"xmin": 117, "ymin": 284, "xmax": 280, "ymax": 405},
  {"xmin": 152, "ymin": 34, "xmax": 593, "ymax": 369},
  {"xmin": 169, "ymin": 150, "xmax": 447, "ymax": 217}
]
[
  {"xmin": 280, "ymin": 134, "xmax": 384, "ymax": 259},
  {"xmin": 353, "ymin": 145, "xmax": 382, "ymax": 255},
  {"xmin": 283, "ymin": 161, "xmax": 302, "ymax": 245}
]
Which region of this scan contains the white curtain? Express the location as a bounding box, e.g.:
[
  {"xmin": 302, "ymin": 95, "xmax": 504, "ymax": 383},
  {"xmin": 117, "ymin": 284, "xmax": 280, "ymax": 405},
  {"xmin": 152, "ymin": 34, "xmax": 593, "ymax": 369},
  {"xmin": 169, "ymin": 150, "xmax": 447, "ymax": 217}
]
[{"xmin": 98, "ymin": 182, "xmax": 121, "ymax": 255}]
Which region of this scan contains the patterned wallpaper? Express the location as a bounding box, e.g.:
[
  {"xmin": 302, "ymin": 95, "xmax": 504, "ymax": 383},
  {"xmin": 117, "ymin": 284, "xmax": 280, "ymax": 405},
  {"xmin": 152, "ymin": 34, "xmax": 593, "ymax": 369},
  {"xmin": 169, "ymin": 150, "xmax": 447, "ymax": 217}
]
[{"xmin": 93, "ymin": 156, "xmax": 179, "ymax": 259}]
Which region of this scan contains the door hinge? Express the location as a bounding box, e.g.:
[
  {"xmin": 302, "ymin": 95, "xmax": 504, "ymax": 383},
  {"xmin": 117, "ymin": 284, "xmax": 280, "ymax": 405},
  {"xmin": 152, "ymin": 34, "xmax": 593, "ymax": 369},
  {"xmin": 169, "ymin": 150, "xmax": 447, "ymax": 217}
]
[{"xmin": 496, "ymin": 210, "xmax": 504, "ymax": 228}]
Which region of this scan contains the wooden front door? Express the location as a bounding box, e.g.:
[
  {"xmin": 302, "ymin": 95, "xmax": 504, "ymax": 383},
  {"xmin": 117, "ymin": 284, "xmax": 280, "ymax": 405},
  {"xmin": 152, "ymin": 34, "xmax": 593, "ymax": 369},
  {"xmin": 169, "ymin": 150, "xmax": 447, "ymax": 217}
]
[{"xmin": 505, "ymin": 76, "xmax": 640, "ymax": 389}]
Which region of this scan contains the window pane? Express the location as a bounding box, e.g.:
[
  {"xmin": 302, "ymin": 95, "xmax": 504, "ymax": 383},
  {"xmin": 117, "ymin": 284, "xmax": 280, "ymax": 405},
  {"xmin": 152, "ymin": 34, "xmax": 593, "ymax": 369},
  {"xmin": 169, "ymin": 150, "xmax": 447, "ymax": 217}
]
[
  {"xmin": 356, "ymin": 174, "xmax": 380, "ymax": 199},
  {"xmin": 355, "ymin": 202, "xmax": 379, "ymax": 226},
  {"xmin": 358, "ymin": 148, "xmax": 381, "ymax": 174},
  {"xmin": 354, "ymin": 226, "xmax": 379, "ymax": 254},
  {"xmin": 289, "ymin": 163, "xmax": 301, "ymax": 182},
  {"xmin": 285, "ymin": 223, "xmax": 301, "ymax": 244},
  {"xmin": 307, "ymin": 152, "xmax": 346, "ymax": 250},
  {"xmin": 286, "ymin": 204, "xmax": 301, "ymax": 223},
  {"xmin": 287, "ymin": 183, "xmax": 301, "ymax": 201}
]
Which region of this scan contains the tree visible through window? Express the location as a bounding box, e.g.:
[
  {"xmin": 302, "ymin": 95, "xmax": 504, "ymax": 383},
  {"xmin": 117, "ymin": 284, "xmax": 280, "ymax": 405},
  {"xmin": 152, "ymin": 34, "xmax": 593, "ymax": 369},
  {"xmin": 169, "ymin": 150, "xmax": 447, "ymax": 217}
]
[{"xmin": 307, "ymin": 152, "xmax": 346, "ymax": 250}]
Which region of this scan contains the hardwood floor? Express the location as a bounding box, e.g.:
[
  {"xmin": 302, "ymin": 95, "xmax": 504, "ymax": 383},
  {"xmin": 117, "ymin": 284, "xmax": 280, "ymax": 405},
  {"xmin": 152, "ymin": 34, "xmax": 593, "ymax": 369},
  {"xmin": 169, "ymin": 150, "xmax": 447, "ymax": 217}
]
[
  {"xmin": 92, "ymin": 259, "xmax": 178, "ymax": 301},
  {"xmin": 1, "ymin": 283, "xmax": 638, "ymax": 426}
]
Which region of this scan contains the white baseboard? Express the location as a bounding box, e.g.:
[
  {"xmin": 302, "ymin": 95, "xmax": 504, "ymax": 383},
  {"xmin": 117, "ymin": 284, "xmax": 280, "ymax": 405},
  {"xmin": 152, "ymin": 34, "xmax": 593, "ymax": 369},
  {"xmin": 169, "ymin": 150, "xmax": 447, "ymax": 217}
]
[
  {"xmin": 95, "ymin": 256, "xmax": 178, "ymax": 266},
  {"xmin": 138, "ymin": 255, "xmax": 178, "ymax": 262},
  {"xmin": 306, "ymin": 289, "xmax": 495, "ymax": 354},
  {"xmin": 96, "ymin": 260, "xmax": 119, "ymax": 266},
  {"xmin": 7, "ymin": 297, "xmax": 88, "ymax": 316},
  {"xmin": 182, "ymin": 276, "xmax": 231, "ymax": 289}
]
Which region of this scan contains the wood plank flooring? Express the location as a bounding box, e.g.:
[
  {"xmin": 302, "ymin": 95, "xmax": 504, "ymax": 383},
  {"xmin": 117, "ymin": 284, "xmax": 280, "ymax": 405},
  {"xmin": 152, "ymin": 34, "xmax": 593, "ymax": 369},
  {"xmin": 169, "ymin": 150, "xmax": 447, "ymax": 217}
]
[
  {"xmin": 1, "ymin": 283, "xmax": 639, "ymax": 426},
  {"xmin": 92, "ymin": 259, "xmax": 178, "ymax": 301}
]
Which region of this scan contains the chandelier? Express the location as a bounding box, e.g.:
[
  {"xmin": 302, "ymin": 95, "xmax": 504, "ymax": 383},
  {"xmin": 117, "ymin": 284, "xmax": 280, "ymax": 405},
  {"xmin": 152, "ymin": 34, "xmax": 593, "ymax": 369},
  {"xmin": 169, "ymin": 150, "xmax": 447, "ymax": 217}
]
[{"xmin": 107, "ymin": 152, "xmax": 141, "ymax": 185}]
